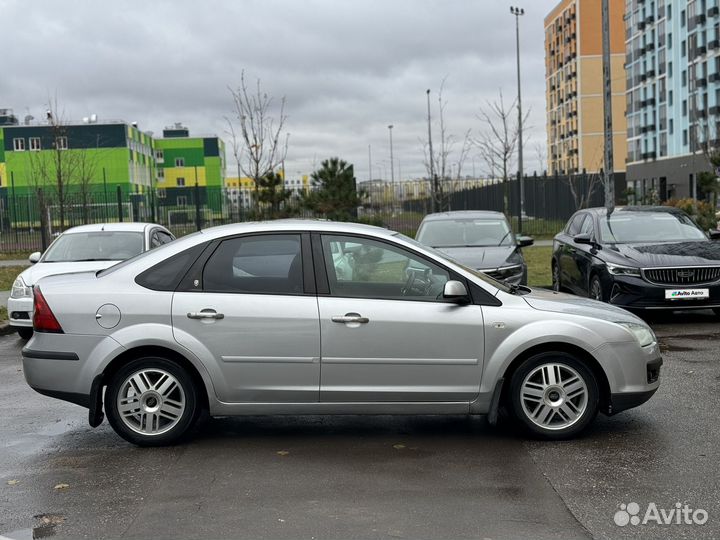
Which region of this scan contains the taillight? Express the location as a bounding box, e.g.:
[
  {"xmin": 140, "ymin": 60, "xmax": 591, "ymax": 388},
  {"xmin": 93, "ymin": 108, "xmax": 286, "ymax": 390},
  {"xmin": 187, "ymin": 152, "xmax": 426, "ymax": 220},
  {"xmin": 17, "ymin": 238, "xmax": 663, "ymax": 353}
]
[{"xmin": 33, "ymin": 286, "xmax": 64, "ymax": 333}]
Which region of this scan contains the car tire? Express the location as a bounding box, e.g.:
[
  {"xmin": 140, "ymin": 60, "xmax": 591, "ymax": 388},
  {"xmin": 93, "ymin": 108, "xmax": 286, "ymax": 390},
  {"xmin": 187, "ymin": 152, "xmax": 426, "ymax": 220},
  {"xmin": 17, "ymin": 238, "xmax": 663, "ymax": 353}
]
[
  {"xmin": 552, "ymin": 261, "xmax": 561, "ymax": 292},
  {"xmin": 16, "ymin": 327, "xmax": 33, "ymax": 340},
  {"xmin": 105, "ymin": 357, "xmax": 199, "ymax": 446},
  {"xmin": 510, "ymin": 352, "xmax": 599, "ymax": 440},
  {"xmin": 589, "ymin": 274, "xmax": 604, "ymax": 302}
]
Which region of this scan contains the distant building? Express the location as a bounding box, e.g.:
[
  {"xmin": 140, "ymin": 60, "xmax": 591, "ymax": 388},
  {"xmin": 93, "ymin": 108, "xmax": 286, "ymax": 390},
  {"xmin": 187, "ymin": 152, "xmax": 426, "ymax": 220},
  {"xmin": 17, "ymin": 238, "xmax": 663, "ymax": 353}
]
[
  {"xmin": 225, "ymin": 173, "xmax": 312, "ymax": 209},
  {"xmin": 625, "ymin": 0, "xmax": 720, "ymax": 201},
  {"xmin": 544, "ymin": 0, "xmax": 627, "ymax": 175}
]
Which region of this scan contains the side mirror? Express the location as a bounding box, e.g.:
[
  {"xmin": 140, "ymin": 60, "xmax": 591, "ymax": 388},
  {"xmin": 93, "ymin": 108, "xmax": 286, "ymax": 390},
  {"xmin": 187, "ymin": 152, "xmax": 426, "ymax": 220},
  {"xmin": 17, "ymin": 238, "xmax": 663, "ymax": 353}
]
[
  {"xmin": 28, "ymin": 252, "xmax": 41, "ymax": 264},
  {"xmin": 516, "ymin": 235, "xmax": 534, "ymax": 247},
  {"xmin": 709, "ymin": 229, "xmax": 720, "ymax": 240},
  {"xmin": 573, "ymin": 233, "xmax": 593, "ymax": 245},
  {"xmin": 442, "ymin": 280, "xmax": 469, "ymax": 303}
]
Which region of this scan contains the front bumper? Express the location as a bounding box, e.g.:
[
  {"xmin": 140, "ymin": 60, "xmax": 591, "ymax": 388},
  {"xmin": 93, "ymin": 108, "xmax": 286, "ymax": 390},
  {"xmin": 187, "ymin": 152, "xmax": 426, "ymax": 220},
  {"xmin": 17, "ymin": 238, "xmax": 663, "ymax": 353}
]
[
  {"xmin": 593, "ymin": 340, "xmax": 662, "ymax": 415},
  {"xmin": 7, "ymin": 296, "xmax": 33, "ymax": 328},
  {"xmin": 606, "ymin": 274, "xmax": 720, "ymax": 310}
]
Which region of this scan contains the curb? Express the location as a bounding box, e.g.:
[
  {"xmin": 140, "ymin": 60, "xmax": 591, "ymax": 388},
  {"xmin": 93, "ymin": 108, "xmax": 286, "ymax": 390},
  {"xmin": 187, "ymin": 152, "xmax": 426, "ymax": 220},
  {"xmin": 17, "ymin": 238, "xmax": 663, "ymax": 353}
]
[{"xmin": 0, "ymin": 321, "xmax": 16, "ymax": 336}]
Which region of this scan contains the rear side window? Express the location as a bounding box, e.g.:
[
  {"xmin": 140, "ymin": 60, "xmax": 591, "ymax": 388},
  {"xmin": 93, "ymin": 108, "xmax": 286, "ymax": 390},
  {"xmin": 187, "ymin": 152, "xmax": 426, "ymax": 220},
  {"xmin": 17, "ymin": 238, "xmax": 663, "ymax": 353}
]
[
  {"xmin": 202, "ymin": 234, "xmax": 303, "ymax": 294},
  {"xmin": 135, "ymin": 242, "xmax": 208, "ymax": 291}
]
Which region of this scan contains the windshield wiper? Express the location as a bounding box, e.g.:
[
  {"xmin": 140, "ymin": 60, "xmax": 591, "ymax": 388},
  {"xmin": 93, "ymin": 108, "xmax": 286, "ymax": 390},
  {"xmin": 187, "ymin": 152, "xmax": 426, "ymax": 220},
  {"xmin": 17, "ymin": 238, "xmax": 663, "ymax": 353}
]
[
  {"xmin": 72, "ymin": 258, "xmax": 116, "ymax": 262},
  {"xmin": 497, "ymin": 232, "xmax": 511, "ymax": 246}
]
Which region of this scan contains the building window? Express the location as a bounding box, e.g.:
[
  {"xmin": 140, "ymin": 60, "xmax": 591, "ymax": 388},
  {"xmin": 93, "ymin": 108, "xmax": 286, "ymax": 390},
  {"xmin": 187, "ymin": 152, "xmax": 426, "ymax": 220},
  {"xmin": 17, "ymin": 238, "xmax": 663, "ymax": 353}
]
[
  {"xmin": 12, "ymin": 138, "xmax": 25, "ymax": 151},
  {"xmin": 155, "ymin": 150, "xmax": 164, "ymax": 162},
  {"xmin": 29, "ymin": 137, "xmax": 41, "ymax": 151},
  {"xmin": 669, "ymin": 89, "xmax": 673, "ymax": 105},
  {"xmin": 157, "ymin": 188, "xmax": 166, "ymax": 199},
  {"xmin": 683, "ymin": 129, "xmax": 688, "ymax": 145},
  {"xmin": 157, "ymin": 168, "xmax": 164, "ymax": 179},
  {"xmin": 177, "ymin": 196, "xmax": 187, "ymax": 206},
  {"xmin": 56, "ymin": 136, "xmax": 68, "ymax": 150},
  {"xmin": 683, "ymin": 100, "xmax": 687, "ymax": 116},
  {"xmin": 669, "ymin": 118, "xmax": 674, "ymax": 134},
  {"xmin": 175, "ymin": 157, "xmax": 185, "ymax": 167},
  {"xmin": 177, "ymin": 177, "xmax": 185, "ymax": 187}
]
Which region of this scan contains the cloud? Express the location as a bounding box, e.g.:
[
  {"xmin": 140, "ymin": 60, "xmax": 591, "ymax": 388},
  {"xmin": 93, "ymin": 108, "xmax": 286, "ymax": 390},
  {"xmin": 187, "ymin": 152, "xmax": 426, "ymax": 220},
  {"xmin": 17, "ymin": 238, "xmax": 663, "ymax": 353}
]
[{"xmin": 1, "ymin": 0, "xmax": 557, "ymax": 180}]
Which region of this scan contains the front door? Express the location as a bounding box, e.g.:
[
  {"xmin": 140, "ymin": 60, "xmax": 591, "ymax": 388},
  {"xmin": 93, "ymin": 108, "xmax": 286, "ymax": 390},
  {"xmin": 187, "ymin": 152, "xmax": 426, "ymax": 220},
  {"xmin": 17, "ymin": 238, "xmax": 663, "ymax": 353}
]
[
  {"xmin": 172, "ymin": 233, "xmax": 320, "ymax": 403},
  {"xmin": 315, "ymin": 234, "xmax": 484, "ymax": 402}
]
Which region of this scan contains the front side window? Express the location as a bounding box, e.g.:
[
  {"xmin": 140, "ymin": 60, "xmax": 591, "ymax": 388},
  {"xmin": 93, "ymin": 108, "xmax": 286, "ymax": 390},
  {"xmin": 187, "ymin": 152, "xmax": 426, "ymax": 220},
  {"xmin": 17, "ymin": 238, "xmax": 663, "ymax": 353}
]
[
  {"xmin": 203, "ymin": 234, "xmax": 303, "ymax": 294},
  {"xmin": 321, "ymin": 235, "xmax": 450, "ymax": 301},
  {"xmin": 566, "ymin": 213, "xmax": 586, "ymax": 235}
]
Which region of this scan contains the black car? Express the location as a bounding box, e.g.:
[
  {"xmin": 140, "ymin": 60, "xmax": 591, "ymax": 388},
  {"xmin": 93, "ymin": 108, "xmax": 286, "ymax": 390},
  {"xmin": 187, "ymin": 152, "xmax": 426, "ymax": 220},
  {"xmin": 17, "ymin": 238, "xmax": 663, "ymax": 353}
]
[{"xmin": 552, "ymin": 206, "xmax": 720, "ymax": 314}]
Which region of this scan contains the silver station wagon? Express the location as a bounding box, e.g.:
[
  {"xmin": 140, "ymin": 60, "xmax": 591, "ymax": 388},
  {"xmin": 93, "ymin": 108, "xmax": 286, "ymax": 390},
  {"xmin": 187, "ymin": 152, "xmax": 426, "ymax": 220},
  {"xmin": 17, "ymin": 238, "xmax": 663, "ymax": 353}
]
[{"xmin": 22, "ymin": 220, "xmax": 662, "ymax": 446}]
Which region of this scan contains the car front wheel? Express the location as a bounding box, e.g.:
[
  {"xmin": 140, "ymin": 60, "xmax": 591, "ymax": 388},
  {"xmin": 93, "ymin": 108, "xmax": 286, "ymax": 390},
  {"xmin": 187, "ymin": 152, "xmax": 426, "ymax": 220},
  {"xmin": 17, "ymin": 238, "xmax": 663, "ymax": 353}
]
[
  {"xmin": 552, "ymin": 261, "xmax": 561, "ymax": 292},
  {"xmin": 105, "ymin": 357, "xmax": 199, "ymax": 446},
  {"xmin": 589, "ymin": 275, "xmax": 604, "ymax": 302},
  {"xmin": 16, "ymin": 327, "xmax": 33, "ymax": 340},
  {"xmin": 510, "ymin": 352, "xmax": 599, "ymax": 439}
]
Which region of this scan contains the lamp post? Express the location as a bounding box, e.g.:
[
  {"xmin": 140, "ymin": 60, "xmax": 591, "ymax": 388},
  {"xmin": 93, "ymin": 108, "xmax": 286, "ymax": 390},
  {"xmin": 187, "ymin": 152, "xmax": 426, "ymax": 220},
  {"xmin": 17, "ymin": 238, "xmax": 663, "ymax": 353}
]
[
  {"xmin": 510, "ymin": 6, "xmax": 525, "ymax": 234},
  {"xmin": 388, "ymin": 124, "xmax": 395, "ymax": 208},
  {"xmin": 427, "ymin": 89, "xmax": 437, "ymax": 213}
]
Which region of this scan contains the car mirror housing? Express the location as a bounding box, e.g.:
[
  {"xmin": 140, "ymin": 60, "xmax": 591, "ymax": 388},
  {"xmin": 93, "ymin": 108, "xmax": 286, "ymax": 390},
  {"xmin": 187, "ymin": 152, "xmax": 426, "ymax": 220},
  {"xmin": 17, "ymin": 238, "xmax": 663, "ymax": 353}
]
[
  {"xmin": 709, "ymin": 229, "xmax": 720, "ymax": 240},
  {"xmin": 516, "ymin": 235, "xmax": 534, "ymax": 247},
  {"xmin": 573, "ymin": 233, "xmax": 593, "ymax": 245},
  {"xmin": 28, "ymin": 252, "xmax": 41, "ymax": 264},
  {"xmin": 443, "ymin": 280, "xmax": 469, "ymax": 303}
]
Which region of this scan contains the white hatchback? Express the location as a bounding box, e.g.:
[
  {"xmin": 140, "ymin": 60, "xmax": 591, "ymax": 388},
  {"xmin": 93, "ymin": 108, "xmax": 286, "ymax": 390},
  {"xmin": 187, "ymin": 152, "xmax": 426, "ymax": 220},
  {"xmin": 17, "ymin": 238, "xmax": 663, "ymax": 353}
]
[{"xmin": 8, "ymin": 222, "xmax": 174, "ymax": 339}]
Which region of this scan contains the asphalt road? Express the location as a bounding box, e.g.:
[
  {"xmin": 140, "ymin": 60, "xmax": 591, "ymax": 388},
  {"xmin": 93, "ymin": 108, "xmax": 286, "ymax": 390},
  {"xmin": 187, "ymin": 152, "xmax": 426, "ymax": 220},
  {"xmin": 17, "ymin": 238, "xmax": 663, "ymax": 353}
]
[{"xmin": 0, "ymin": 310, "xmax": 718, "ymax": 540}]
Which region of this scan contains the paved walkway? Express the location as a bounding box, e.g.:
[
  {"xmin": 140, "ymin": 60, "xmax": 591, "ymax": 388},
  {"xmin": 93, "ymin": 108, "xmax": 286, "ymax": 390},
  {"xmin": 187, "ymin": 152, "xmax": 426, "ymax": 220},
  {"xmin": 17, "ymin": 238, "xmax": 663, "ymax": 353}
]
[{"xmin": 0, "ymin": 260, "xmax": 29, "ymax": 267}]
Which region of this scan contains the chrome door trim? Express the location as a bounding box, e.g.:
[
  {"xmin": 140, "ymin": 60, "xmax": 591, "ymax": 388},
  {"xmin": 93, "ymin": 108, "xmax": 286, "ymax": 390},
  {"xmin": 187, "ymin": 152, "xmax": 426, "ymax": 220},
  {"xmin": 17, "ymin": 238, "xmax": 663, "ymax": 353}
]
[
  {"xmin": 321, "ymin": 357, "xmax": 478, "ymax": 365},
  {"xmin": 221, "ymin": 355, "xmax": 319, "ymax": 364}
]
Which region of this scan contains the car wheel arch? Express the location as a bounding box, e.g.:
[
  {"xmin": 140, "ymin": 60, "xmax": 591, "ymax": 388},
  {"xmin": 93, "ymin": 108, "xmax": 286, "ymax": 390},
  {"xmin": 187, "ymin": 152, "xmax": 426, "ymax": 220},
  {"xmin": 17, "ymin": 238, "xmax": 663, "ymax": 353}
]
[
  {"xmin": 499, "ymin": 342, "xmax": 611, "ymax": 415},
  {"xmin": 99, "ymin": 345, "xmax": 210, "ymax": 414}
]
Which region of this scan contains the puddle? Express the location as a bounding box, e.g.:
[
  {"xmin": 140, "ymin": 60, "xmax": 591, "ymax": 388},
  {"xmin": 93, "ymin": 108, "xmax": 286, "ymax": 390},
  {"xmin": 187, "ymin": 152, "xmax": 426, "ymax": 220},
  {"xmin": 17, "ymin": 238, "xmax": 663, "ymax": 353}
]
[{"xmin": 2, "ymin": 515, "xmax": 67, "ymax": 539}]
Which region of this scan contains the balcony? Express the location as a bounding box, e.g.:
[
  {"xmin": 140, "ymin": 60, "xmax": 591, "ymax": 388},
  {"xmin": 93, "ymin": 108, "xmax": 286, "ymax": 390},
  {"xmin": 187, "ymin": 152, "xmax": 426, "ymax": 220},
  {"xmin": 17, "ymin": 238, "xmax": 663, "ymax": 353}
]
[
  {"xmin": 698, "ymin": 109, "xmax": 709, "ymax": 117},
  {"xmin": 709, "ymin": 39, "xmax": 720, "ymax": 49},
  {"xmin": 642, "ymin": 98, "xmax": 657, "ymax": 107},
  {"xmin": 695, "ymin": 14, "xmax": 707, "ymax": 24},
  {"xmin": 641, "ymin": 151, "xmax": 657, "ymax": 160},
  {"xmin": 696, "ymin": 77, "xmax": 708, "ymax": 87},
  {"xmin": 710, "ymin": 72, "xmax": 720, "ymax": 82},
  {"xmin": 709, "ymin": 6, "xmax": 720, "ymax": 17},
  {"xmin": 645, "ymin": 15, "xmax": 655, "ymax": 24},
  {"xmin": 640, "ymin": 124, "xmax": 657, "ymax": 133},
  {"xmin": 638, "ymin": 20, "xmax": 647, "ymax": 30}
]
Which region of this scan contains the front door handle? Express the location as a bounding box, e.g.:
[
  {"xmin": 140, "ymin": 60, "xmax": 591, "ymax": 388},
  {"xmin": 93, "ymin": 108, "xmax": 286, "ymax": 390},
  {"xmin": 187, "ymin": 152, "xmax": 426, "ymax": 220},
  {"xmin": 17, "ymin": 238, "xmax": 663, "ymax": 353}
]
[
  {"xmin": 187, "ymin": 310, "xmax": 225, "ymax": 320},
  {"xmin": 331, "ymin": 313, "xmax": 369, "ymax": 324}
]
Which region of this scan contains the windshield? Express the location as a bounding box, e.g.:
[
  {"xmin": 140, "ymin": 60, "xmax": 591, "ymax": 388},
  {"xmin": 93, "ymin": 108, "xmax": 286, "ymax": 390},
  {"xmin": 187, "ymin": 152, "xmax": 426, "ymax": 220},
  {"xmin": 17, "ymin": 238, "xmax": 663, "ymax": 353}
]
[
  {"xmin": 43, "ymin": 231, "xmax": 144, "ymax": 262},
  {"xmin": 416, "ymin": 218, "xmax": 513, "ymax": 247},
  {"xmin": 599, "ymin": 212, "xmax": 707, "ymax": 244},
  {"xmin": 396, "ymin": 233, "xmax": 513, "ymax": 293}
]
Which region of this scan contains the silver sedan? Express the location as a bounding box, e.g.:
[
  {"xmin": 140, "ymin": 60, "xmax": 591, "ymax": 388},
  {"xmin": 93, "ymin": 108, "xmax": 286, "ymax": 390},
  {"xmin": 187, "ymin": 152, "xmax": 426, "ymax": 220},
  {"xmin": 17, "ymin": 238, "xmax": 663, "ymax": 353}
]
[{"xmin": 22, "ymin": 220, "xmax": 662, "ymax": 446}]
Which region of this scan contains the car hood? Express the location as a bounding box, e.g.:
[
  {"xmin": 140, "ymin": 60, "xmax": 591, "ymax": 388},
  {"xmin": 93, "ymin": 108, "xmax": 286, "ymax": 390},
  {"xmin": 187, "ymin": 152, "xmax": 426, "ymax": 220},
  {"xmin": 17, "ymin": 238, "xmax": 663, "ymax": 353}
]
[
  {"xmin": 433, "ymin": 245, "xmax": 518, "ymax": 270},
  {"xmin": 522, "ymin": 287, "xmax": 644, "ymax": 324},
  {"xmin": 608, "ymin": 241, "xmax": 720, "ymax": 267},
  {"xmin": 18, "ymin": 260, "xmax": 120, "ymax": 286}
]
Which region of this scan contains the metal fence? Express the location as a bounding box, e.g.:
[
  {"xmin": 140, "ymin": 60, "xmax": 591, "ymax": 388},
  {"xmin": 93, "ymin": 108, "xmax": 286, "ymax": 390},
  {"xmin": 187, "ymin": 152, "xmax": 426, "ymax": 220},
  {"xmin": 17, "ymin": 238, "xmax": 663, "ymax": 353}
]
[{"xmin": 0, "ymin": 173, "xmax": 626, "ymax": 253}]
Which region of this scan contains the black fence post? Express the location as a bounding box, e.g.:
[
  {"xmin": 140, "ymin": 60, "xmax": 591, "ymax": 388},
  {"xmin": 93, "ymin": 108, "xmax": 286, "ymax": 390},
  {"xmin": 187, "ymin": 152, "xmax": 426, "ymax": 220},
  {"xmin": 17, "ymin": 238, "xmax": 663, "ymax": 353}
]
[
  {"xmin": 117, "ymin": 186, "xmax": 123, "ymax": 222},
  {"xmin": 39, "ymin": 188, "xmax": 48, "ymax": 251},
  {"xmin": 195, "ymin": 182, "xmax": 202, "ymax": 231}
]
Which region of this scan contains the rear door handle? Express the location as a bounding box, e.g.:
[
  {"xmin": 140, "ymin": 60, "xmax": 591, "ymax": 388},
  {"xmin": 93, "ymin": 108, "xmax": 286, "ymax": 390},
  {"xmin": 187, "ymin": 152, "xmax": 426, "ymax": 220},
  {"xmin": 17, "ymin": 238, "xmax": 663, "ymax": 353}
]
[
  {"xmin": 331, "ymin": 314, "xmax": 369, "ymax": 324},
  {"xmin": 187, "ymin": 310, "xmax": 225, "ymax": 320}
]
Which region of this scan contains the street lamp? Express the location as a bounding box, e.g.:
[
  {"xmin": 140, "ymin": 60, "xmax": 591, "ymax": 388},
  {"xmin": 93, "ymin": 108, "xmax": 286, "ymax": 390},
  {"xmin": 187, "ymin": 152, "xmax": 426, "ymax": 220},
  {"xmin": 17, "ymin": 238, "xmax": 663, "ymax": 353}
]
[
  {"xmin": 388, "ymin": 124, "xmax": 395, "ymax": 204},
  {"xmin": 510, "ymin": 6, "xmax": 525, "ymax": 234},
  {"xmin": 427, "ymin": 89, "xmax": 437, "ymax": 213}
]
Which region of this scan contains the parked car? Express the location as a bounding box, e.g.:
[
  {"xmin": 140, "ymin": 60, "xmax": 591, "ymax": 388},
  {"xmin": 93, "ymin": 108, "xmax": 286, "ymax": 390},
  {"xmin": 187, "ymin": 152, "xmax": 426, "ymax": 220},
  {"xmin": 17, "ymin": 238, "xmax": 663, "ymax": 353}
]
[
  {"xmin": 22, "ymin": 220, "xmax": 661, "ymax": 446},
  {"xmin": 9, "ymin": 223, "xmax": 175, "ymax": 339},
  {"xmin": 415, "ymin": 211, "xmax": 534, "ymax": 285},
  {"xmin": 552, "ymin": 206, "xmax": 720, "ymax": 314}
]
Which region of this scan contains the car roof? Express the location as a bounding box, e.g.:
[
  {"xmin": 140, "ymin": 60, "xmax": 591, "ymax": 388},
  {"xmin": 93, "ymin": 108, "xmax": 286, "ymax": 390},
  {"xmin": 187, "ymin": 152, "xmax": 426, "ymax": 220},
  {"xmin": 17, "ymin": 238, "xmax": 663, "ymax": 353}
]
[
  {"xmin": 62, "ymin": 223, "xmax": 160, "ymax": 234},
  {"xmin": 195, "ymin": 219, "xmax": 396, "ymax": 241},
  {"xmin": 583, "ymin": 206, "xmax": 685, "ymax": 216},
  {"xmin": 420, "ymin": 210, "xmax": 506, "ymax": 222}
]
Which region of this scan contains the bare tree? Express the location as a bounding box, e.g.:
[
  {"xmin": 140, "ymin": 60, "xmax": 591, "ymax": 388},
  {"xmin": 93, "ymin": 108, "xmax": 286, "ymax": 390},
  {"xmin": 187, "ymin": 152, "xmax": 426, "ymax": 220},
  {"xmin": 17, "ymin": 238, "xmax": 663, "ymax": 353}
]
[
  {"xmin": 533, "ymin": 142, "xmax": 547, "ymax": 174},
  {"xmin": 421, "ymin": 78, "xmax": 472, "ymax": 211},
  {"xmin": 475, "ymin": 90, "xmax": 527, "ymax": 217},
  {"xmin": 76, "ymin": 147, "xmax": 98, "ymax": 224},
  {"xmin": 226, "ymin": 71, "xmax": 289, "ymax": 217},
  {"xmin": 566, "ymin": 171, "xmax": 603, "ymax": 210}
]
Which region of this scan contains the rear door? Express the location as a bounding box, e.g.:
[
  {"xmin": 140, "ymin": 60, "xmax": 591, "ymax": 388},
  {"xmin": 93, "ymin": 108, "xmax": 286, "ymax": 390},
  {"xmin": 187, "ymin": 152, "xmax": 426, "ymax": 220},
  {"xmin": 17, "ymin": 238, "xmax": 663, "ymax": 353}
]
[
  {"xmin": 172, "ymin": 233, "xmax": 321, "ymax": 403},
  {"xmin": 559, "ymin": 213, "xmax": 586, "ymax": 293}
]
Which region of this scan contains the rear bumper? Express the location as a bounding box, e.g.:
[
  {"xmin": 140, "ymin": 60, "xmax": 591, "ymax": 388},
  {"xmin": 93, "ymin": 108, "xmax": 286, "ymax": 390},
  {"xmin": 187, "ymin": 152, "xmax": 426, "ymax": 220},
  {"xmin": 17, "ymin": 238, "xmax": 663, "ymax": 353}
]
[{"xmin": 607, "ymin": 275, "xmax": 720, "ymax": 310}]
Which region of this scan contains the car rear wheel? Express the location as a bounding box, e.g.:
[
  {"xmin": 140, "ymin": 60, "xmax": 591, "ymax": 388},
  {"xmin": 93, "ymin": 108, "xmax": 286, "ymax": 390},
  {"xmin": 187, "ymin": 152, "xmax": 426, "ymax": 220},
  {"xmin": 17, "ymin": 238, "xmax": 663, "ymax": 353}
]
[
  {"xmin": 589, "ymin": 275, "xmax": 604, "ymax": 302},
  {"xmin": 16, "ymin": 327, "xmax": 33, "ymax": 340},
  {"xmin": 105, "ymin": 357, "xmax": 199, "ymax": 446},
  {"xmin": 510, "ymin": 352, "xmax": 599, "ymax": 439}
]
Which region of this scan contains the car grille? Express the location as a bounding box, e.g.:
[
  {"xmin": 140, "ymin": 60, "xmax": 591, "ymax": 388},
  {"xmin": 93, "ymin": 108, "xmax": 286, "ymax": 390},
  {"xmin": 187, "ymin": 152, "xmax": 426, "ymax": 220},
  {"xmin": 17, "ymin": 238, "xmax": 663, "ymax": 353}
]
[{"xmin": 643, "ymin": 266, "xmax": 720, "ymax": 285}]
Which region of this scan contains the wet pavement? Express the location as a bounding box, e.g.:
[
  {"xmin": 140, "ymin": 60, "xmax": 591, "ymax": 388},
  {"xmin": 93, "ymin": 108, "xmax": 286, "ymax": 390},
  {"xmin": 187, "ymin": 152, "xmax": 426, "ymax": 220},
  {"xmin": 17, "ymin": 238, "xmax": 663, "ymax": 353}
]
[{"xmin": 0, "ymin": 310, "xmax": 718, "ymax": 539}]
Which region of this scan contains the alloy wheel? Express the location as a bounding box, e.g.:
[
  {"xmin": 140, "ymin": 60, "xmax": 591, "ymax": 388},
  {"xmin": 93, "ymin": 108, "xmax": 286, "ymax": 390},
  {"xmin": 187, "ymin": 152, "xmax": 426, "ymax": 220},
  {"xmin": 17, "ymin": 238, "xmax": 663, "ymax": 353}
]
[
  {"xmin": 519, "ymin": 363, "xmax": 588, "ymax": 431},
  {"xmin": 552, "ymin": 264, "xmax": 560, "ymax": 291},
  {"xmin": 116, "ymin": 368, "xmax": 186, "ymax": 436},
  {"xmin": 590, "ymin": 277, "xmax": 603, "ymax": 301}
]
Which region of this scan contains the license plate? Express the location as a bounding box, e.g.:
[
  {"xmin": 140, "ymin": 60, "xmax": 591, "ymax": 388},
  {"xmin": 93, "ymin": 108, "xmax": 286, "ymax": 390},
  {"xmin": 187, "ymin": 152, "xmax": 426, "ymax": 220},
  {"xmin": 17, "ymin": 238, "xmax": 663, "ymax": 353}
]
[{"xmin": 665, "ymin": 289, "xmax": 709, "ymax": 300}]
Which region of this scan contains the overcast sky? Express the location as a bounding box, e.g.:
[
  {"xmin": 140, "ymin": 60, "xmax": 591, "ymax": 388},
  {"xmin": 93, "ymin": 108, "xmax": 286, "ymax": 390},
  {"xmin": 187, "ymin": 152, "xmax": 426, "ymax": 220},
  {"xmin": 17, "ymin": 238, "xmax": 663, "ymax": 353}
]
[{"xmin": 1, "ymin": 0, "xmax": 560, "ymax": 182}]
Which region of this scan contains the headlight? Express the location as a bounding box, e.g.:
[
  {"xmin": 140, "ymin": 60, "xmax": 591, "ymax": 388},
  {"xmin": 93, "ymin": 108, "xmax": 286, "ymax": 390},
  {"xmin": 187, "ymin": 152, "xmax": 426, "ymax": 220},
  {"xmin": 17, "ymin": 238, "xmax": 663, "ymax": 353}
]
[
  {"xmin": 606, "ymin": 263, "xmax": 641, "ymax": 277},
  {"xmin": 10, "ymin": 277, "xmax": 33, "ymax": 299},
  {"xmin": 616, "ymin": 321, "xmax": 656, "ymax": 347}
]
